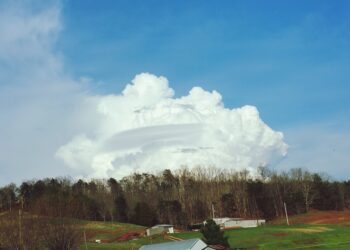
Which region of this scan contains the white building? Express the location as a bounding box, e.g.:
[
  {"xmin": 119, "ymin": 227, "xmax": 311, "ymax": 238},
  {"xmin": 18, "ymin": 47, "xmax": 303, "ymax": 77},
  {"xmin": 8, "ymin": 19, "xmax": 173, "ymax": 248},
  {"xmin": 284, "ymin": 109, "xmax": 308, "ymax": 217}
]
[
  {"xmin": 204, "ymin": 218, "xmax": 265, "ymax": 229},
  {"xmin": 146, "ymin": 224, "xmax": 174, "ymax": 236},
  {"xmin": 223, "ymin": 218, "xmax": 265, "ymax": 228}
]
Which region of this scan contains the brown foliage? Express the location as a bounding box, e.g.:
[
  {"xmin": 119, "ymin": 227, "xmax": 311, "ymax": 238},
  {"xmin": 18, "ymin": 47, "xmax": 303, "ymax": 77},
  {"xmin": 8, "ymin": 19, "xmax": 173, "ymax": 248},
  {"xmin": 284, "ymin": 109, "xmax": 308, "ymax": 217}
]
[{"xmin": 0, "ymin": 212, "xmax": 82, "ymax": 250}]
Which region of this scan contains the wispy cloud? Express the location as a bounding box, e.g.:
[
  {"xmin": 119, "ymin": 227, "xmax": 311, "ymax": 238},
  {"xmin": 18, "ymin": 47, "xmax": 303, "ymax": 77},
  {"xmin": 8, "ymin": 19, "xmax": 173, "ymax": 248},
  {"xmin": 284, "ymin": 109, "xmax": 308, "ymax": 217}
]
[
  {"xmin": 0, "ymin": 1, "xmax": 89, "ymax": 184},
  {"xmin": 278, "ymin": 122, "xmax": 350, "ymax": 179}
]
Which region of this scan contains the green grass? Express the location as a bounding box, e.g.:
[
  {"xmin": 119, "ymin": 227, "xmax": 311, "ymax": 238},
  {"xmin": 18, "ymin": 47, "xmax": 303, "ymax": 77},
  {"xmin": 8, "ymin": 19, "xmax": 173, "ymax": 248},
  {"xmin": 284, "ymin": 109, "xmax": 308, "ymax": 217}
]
[
  {"xmin": 79, "ymin": 219, "xmax": 350, "ymax": 250},
  {"xmin": 227, "ymin": 224, "xmax": 350, "ymax": 249},
  {"xmin": 173, "ymin": 224, "xmax": 350, "ymax": 250},
  {"xmin": 78, "ymin": 221, "xmax": 170, "ymax": 250}
]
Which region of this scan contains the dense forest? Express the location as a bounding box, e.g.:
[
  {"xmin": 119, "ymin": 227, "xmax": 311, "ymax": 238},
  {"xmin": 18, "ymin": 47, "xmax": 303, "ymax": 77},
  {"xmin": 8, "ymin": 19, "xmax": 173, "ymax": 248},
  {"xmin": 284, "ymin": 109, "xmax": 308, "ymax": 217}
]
[{"xmin": 1, "ymin": 167, "xmax": 349, "ymax": 228}]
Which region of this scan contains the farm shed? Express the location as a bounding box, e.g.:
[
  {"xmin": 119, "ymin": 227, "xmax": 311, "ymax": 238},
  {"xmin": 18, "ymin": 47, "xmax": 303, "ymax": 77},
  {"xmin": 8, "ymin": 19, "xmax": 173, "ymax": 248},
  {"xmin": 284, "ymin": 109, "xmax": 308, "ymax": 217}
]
[
  {"xmin": 146, "ymin": 224, "xmax": 174, "ymax": 236},
  {"xmin": 140, "ymin": 238, "xmax": 215, "ymax": 250}
]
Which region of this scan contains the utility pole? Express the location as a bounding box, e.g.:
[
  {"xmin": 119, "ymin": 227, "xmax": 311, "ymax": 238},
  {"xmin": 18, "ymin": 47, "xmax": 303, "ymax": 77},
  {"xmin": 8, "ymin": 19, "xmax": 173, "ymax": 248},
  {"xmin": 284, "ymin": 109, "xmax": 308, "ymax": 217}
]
[
  {"xmin": 83, "ymin": 229, "xmax": 88, "ymax": 250},
  {"xmin": 211, "ymin": 203, "xmax": 215, "ymax": 219},
  {"xmin": 284, "ymin": 202, "xmax": 290, "ymax": 226},
  {"xmin": 19, "ymin": 209, "xmax": 23, "ymax": 248}
]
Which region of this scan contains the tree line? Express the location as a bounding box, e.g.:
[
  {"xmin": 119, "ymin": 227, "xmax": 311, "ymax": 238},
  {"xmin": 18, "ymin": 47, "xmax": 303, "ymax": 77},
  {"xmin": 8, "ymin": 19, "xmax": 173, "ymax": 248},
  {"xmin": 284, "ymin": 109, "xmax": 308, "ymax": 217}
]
[{"xmin": 1, "ymin": 167, "xmax": 349, "ymax": 228}]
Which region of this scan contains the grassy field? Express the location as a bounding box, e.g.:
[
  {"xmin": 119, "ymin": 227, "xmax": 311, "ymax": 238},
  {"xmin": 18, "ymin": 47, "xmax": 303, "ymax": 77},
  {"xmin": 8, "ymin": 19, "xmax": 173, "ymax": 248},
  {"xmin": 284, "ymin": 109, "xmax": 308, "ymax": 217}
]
[
  {"xmin": 80, "ymin": 211, "xmax": 350, "ymax": 249},
  {"xmin": 3, "ymin": 208, "xmax": 349, "ymax": 249},
  {"xmin": 79, "ymin": 220, "xmax": 168, "ymax": 250},
  {"xmin": 175, "ymin": 223, "xmax": 350, "ymax": 249}
]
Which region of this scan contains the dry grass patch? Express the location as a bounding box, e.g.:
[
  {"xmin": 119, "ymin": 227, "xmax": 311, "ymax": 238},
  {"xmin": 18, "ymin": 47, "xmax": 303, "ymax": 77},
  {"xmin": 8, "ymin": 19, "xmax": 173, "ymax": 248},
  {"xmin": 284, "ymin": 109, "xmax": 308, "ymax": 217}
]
[{"xmin": 285, "ymin": 226, "xmax": 332, "ymax": 233}]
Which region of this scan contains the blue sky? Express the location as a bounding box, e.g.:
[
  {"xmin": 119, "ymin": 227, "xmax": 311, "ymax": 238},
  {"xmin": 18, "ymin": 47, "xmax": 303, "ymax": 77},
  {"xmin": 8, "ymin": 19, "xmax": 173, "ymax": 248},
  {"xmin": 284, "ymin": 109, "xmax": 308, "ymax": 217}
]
[
  {"xmin": 58, "ymin": 0, "xmax": 350, "ymax": 128},
  {"xmin": 0, "ymin": 0, "xmax": 349, "ymax": 184}
]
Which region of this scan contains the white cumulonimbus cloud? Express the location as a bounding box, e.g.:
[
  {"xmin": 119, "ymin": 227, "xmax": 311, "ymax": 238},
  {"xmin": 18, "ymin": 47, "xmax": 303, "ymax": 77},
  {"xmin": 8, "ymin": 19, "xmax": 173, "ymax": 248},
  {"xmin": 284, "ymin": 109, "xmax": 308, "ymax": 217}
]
[
  {"xmin": 0, "ymin": 0, "xmax": 287, "ymax": 184},
  {"xmin": 56, "ymin": 73, "xmax": 288, "ymax": 179}
]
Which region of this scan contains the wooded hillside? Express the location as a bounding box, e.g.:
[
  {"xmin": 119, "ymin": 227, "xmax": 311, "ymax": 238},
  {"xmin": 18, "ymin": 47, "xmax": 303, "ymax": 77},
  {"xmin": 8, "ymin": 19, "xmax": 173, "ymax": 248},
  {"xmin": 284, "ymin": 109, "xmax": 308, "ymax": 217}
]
[{"xmin": 1, "ymin": 167, "xmax": 349, "ymax": 227}]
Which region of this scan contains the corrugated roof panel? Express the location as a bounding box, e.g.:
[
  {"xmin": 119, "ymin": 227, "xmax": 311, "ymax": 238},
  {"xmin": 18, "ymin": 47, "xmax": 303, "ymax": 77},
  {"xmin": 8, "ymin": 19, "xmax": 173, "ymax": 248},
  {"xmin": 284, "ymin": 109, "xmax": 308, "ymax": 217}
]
[{"xmin": 139, "ymin": 238, "xmax": 206, "ymax": 250}]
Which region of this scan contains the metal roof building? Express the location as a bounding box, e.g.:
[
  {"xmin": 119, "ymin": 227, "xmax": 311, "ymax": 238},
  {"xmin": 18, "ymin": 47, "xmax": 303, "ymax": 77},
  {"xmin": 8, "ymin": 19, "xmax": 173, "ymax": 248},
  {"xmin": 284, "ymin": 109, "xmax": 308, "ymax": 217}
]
[{"xmin": 139, "ymin": 238, "xmax": 214, "ymax": 250}]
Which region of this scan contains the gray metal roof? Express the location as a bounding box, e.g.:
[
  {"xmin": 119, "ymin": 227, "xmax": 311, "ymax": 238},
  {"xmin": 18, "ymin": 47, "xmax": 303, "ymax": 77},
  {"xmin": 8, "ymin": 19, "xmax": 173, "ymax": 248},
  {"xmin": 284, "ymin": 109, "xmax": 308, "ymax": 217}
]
[{"xmin": 139, "ymin": 238, "xmax": 205, "ymax": 250}]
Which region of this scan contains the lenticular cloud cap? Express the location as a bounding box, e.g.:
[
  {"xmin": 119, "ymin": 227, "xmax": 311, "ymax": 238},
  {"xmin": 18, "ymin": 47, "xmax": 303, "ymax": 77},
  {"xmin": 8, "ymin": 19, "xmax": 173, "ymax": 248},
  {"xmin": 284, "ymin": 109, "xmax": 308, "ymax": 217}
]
[{"xmin": 56, "ymin": 73, "xmax": 288, "ymax": 179}]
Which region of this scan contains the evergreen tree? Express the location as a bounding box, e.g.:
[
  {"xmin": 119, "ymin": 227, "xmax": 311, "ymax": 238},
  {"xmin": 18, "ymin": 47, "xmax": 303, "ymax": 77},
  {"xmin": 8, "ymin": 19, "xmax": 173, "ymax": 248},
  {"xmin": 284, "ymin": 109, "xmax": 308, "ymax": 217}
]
[{"xmin": 201, "ymin": 219, "xmax": 229, "ymax": 247}]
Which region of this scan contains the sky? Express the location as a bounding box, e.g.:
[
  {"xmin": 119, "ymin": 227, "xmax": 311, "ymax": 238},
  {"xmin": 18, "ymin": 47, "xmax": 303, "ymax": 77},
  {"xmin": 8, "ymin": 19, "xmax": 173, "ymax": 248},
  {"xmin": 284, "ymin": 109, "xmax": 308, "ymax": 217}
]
[{"xmin": 0, "ymin": 0, "xmax": 349, "ymax": 184}]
